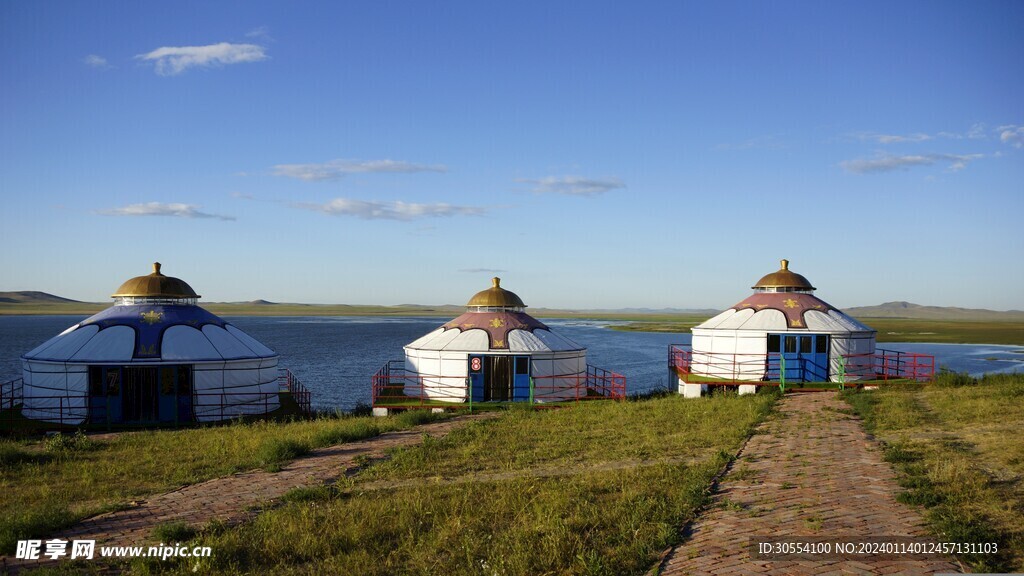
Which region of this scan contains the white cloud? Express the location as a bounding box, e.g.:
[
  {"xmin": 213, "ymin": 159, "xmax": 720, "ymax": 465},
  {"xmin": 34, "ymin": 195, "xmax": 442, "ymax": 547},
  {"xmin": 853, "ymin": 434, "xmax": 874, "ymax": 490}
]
[
  {"xmin": 83, "ymin": 54, "xmax": 111, "ymax": 69},
  {"xmin": 517, "ymin": 176, "xmax": 625, "ymax": 196},
  {"xmin": 98, "ymin": 202, "xmax": 235, "ymax": 221},
  {"xmin": 459, "ymin": 268, "xmax": 506, "ymax": 273},
  {"xmin": 245, "ymin": 26, "xmax": 271, "ymax": 40},
  {"xmin": 859, "ymin": 132, "xmax": 932, "ymax": 144},
  {"xmin": 294, "ymin": 198, "xmax": 485, "ymax": 220},
  {"xmin": 841, "ymin": 153, "xmax": 983, "ymax": 174},
  {"xmin": 997, "ymin": 125, "xmax": 1024, "ymax": 148},
  {"xmin": 853, "ymin": 125, "xmax": 989, "ymax": 143},
  {"xmin": 230, "ymin": 192, "xmax": 255, "ymax": 200},
  {"xmin": 272, "ymin": 159, "xmax": 448, "ymax": 181},
  {"xmin": 135, "ymin": 42, "xmax": 267, "ymax": 75}
]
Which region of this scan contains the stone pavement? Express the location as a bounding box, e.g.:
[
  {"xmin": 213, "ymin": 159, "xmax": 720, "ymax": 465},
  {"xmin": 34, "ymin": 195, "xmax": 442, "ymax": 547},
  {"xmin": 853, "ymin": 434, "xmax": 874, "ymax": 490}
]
[
  {"xmin": 653, "ymin": 392, "xmax": 963, "ymax": 576},
  {"xmin": 1, "ymin": 413, "xmax": 496, "ymax": 573}
]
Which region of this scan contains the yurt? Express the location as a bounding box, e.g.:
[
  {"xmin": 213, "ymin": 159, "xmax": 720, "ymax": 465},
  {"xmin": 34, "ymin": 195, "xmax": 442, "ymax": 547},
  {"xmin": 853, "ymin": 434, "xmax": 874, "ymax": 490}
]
[
  {"xmin": 674, "ymin": 260, "xmax": 877, "ymax": 397},
  {"xmin": 373, "ymin": 278, "xmax": 625, "ymax": 412},
  {"xmin": 20, "ymin": 263, "xmax": 280, "ymax": 425}
]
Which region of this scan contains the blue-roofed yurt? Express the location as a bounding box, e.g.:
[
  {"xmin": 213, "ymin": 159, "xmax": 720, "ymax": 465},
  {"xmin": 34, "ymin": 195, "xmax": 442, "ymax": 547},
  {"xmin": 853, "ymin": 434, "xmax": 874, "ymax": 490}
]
[{"xmin": 20, "ymin": 263, "xmax": 280, "ymax": 425}]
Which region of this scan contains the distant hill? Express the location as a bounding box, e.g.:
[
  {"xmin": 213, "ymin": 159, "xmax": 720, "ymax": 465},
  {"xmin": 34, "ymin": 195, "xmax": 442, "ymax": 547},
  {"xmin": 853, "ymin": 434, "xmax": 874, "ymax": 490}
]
[
  {"xmin": 0, "ymin": 291, "xmax": 81, "ymax": 304},
  {"xmin": 845, "ymin": 301, "xmax": 1024, "ymax": 321}
]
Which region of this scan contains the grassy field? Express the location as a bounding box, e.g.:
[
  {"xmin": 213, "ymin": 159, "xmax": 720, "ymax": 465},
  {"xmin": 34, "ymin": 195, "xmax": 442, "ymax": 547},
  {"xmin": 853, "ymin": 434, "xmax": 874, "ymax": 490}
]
[
  {"xmin": 0, "ymin": 411, "xmax": 442, "ymax": 554},
  {"xmin": 843, "ymin": 372, "xmax": 1024, "ymax": 572},
  {"xmin": 92, "ymin": 393, "xmax": 778, "ymax": 575}
]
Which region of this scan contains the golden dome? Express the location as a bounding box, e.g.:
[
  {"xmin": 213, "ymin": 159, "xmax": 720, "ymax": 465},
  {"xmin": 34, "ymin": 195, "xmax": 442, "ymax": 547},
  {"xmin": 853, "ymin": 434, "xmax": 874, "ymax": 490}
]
[
  {"xmin": 752, "ymin": 259, "xmax": 815, "ymax": 290},
  {"xmin": 466, "ymin": 277, "xmax": 526, "ymax": 308},
  {"xmin": 111, "ymin": 262, "xmax": 200, "ymax": 299}
]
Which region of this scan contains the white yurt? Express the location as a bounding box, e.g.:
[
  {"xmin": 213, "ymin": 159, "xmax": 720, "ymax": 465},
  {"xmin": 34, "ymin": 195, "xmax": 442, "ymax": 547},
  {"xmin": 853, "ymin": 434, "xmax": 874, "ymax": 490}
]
[
  {"xmin": 20, "ymin": 263, "xmax": 280, "ymax": 425},
  {"xmin": 381, "ymin": 278, "xmax": 622, "ymax": 410},
  {"xmin": 679, "ymin": 259, "xmax": 876, "ymax": 396}
]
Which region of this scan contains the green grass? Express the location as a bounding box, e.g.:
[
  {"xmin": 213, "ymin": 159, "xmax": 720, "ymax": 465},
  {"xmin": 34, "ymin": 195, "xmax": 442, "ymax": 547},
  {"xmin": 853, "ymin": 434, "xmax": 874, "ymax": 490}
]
[
  {"xmin": 842, "ymin": 372, "xmax": 1024, "ymax": 572},
  {"xmin": 123, "ymin": 393, "xmax": 777, "ymax": 576},
  {"xmin": 0, "ymin": 411, "xmax": 445, "ymax": 553}
]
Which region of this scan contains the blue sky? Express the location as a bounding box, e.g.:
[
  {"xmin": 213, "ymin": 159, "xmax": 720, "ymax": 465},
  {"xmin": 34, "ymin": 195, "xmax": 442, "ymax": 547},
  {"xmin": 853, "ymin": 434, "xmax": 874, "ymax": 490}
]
[{"xmin": 1, "ymin": 1, "xmax": 1022, "ymax": 310}]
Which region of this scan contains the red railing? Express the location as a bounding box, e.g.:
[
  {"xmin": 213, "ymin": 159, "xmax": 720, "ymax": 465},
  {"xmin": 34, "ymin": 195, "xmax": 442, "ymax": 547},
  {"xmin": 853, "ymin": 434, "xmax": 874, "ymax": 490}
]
[
  {"xmin": 841, "ymin": 350, "xmax": 935, "ymax": 382},
  {"xmin": 668, "ymin": 344, "xmax": 935, "ymax": 387},
  {"xmin": 278, "ymin": 368, "xmax": 313, "ymax": 415},
  {"xmin": 371, "ymin": 360, "xmax": 626, "ymax": 409}
]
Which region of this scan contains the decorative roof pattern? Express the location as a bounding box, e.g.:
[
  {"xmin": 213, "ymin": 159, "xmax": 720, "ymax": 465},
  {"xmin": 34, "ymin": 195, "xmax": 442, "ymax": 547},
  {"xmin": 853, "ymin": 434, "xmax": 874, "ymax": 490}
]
[
  {"xmin": 442, "ymin": 311, "xmax": 547, "ymax": 349},
  {"xmin": 731, "ymin": 292, "xmax": 837, "ymax": 329},
  {"xmin": 111, "ymin": 262, "xmax": 200, "ymax": 299}
]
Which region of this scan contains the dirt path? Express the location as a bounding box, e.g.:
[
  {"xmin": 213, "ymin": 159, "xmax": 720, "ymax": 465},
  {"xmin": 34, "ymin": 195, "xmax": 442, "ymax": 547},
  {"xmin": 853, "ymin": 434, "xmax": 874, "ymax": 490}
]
[
  {"xmin": 1, "ymin": 413, "xmax": 497, "ymax": 573},
  {"xmin": 652, "ymin": 393, "xmax": 963, "ymax": 576}
]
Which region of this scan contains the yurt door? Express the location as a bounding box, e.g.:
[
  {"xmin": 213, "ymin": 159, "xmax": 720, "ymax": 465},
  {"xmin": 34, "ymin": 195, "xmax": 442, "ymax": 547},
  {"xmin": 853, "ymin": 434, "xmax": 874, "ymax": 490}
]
[
  {"xmin": 774, "ymin": 334, "xmax": 829, "ymax": 382},
  {"xmin": 485, "ymin": 356, "xmax": 513, "ymax": 402},
  {"xmin": 158, "ymin": 366, "xmax": 194, "ymax": 423},
  {"xmin": 469, "ymin": 355, "xmax": 485, "ymax": 402},
  {"xmin": 512, "ymin": 356, "xmax": 531, "ymax": 401},
  {"xmin": 88, "ymin": 366, "xmax": 123, "ymax": 424}
]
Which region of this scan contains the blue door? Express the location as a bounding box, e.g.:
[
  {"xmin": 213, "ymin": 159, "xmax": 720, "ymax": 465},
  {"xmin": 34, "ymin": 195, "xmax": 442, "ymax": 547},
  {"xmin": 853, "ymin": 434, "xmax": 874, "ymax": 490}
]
[
  {"xmin": 769, "ymin": 334, "xmax": 830, "ymax": 382},
  {"xmin": 469, "ymin": 355, "xmax": 485, "ymax": 402},
  {"xmin": 89, "ymin": 366, "xmax": 122, "ymax": 424},
  {"xmin": 512, "ymin": 356, "xmax": 531, "ymax": 401},
  {"xmin": 158, "ymin": 367, "xmax": 177, "ymax": 423}
]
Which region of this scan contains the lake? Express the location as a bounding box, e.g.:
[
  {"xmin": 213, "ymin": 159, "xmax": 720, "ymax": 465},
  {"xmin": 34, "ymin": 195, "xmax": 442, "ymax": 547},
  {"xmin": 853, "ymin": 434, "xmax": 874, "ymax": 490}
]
[{"xmin": 2, "ymin": 315, "xmax": 1022, "ymax": 411}]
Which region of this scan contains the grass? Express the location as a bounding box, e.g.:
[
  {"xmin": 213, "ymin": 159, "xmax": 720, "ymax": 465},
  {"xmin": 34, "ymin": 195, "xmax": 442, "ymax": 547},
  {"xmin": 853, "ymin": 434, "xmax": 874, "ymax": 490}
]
[
  {"xmin": 122, "ymin": 393, "xmax": 777, "ymax": 575},
  {"xmin": 842, "ymin": 371, "xmax": 1024, "ymax": 572},
  {"xmin": 0, "ymin": 410, "xmax": 444, "ymax": 554}
]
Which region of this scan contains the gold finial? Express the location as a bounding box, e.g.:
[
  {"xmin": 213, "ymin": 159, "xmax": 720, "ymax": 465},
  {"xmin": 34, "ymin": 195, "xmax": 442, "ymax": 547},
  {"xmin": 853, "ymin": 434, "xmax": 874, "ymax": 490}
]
[
  {"xmin": 780, "ymin": 259, "xmax": 789, "ymax": 270},
  {"xmin": 153, "ymin": 262, "xmax": 162, "ymax": 275},
  {"xmin": 492, "ymin": 277, "xmax": 500, "ymax": 288}
]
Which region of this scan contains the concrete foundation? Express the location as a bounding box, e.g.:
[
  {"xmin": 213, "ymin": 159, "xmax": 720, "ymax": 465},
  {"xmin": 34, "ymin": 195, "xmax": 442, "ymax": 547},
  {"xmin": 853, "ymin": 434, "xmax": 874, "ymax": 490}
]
[{"xmin": 372, "ymin": 407, "xmax": 390, "ymax": 418}]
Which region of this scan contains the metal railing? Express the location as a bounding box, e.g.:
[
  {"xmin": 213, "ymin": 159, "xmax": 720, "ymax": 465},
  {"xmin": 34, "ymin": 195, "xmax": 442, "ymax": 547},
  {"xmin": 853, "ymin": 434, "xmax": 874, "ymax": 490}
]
[
  {"xmin": 839, "ymin": 350, "xmax": 935, "ymax": 383},
  {"xmin": 278, "ymin": 368, "xmax": 313, "ymax": 415},
  {"xmin": 668, "ymin": 344, "xmax": 935, "ymax": 390},
  {"xmin": 1, "ymin": 369, "xmax": 312, "ymax": 431},
  {"xmin": 371, "ymin": 360, "xmax": 627, "ymax": 409}
]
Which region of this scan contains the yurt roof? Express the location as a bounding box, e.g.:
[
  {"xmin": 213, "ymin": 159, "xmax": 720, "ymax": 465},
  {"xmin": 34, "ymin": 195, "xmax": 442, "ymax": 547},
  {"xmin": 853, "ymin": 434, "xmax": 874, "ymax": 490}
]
[
  {"xmin": 752, "ymin": 259, "xmax": 815, "ymax": 291},
  {"xmin": 22, "ymin": 304, "xmax": 276, "ymax": 363},
  {"xmin": 693, "ymin": 260, "xmax": 874, "ymax": 334},
  {"xmin": 466, "ymin": 277, "xmax": 526, "ymax": 308},
  {"xmin": 23, "ymin": 264, "xmax": 275, "ymax": 363},
  {"xmin": 112, "ymin": 262, "xmax": 199, "ymax": 299},
  {"xmin": 406, "ymin": 278, "xmax": 583, "ymax": 353}
]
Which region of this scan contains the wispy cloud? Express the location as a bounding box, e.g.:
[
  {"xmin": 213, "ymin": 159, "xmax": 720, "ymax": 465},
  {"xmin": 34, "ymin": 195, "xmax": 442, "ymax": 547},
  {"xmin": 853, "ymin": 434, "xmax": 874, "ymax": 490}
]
[
  {"xmin": 245, "ymin": 26, "xmax": 272, "ymax": 41},
  {"xmin": 98, "ymin": 202, "xmax": 235, "ymax": 221},
  {"xmin": 841, "ymin": 153, "xmax": 983, "ymax": 174},
  {"xmin": 83, "ymin": 54, "xmax": 112, "ymax": 69},
  {"xmin": 997, "ymin": 125, "xmax": 1024, "ymax": 148},
  {"xmin": 857, "ymin": 132, "xmax": 932, "ymax": 144},
  {"xmin": 135, "ymin": 42, "xmax": 267, "ymax": 75},
  {"xmin": 459, "ymin": 268, "xmax": 506, "ymax": 274},
  {"xmin": 294, "ymin": 198, "xmax": 485, "ymax": 220},
  {"xmin": 272, "ymin": 159, "xmax": 448, "ymax": 182},
  {"xmin": 230, "ymin": 192, "xmax": 255, "ymax": 200},
  {"xmin": 517, "ymin": 176, "xmax": 625, "ymax": 197},
  {"xmin": 852, "ymin": 124, "xmax": 990, "ymax": 144}
]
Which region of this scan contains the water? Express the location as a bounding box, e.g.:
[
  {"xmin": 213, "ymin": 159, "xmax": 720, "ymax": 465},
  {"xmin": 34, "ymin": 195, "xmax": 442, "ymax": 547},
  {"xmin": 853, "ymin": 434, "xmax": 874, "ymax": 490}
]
[{"xmin": 2, "ymin": 316, "xmax": 1022, "ymax": 411}]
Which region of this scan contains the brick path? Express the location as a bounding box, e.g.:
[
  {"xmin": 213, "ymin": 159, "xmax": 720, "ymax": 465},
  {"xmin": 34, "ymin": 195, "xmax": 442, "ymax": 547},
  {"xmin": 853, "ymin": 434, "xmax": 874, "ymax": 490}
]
[
  {"xmin": 653, "ymin": 393, "xmax": 963, "ymax": 576},
  {"xmin": 2, "ymin": 413, "xmax": 495, "ymax": 573}
]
